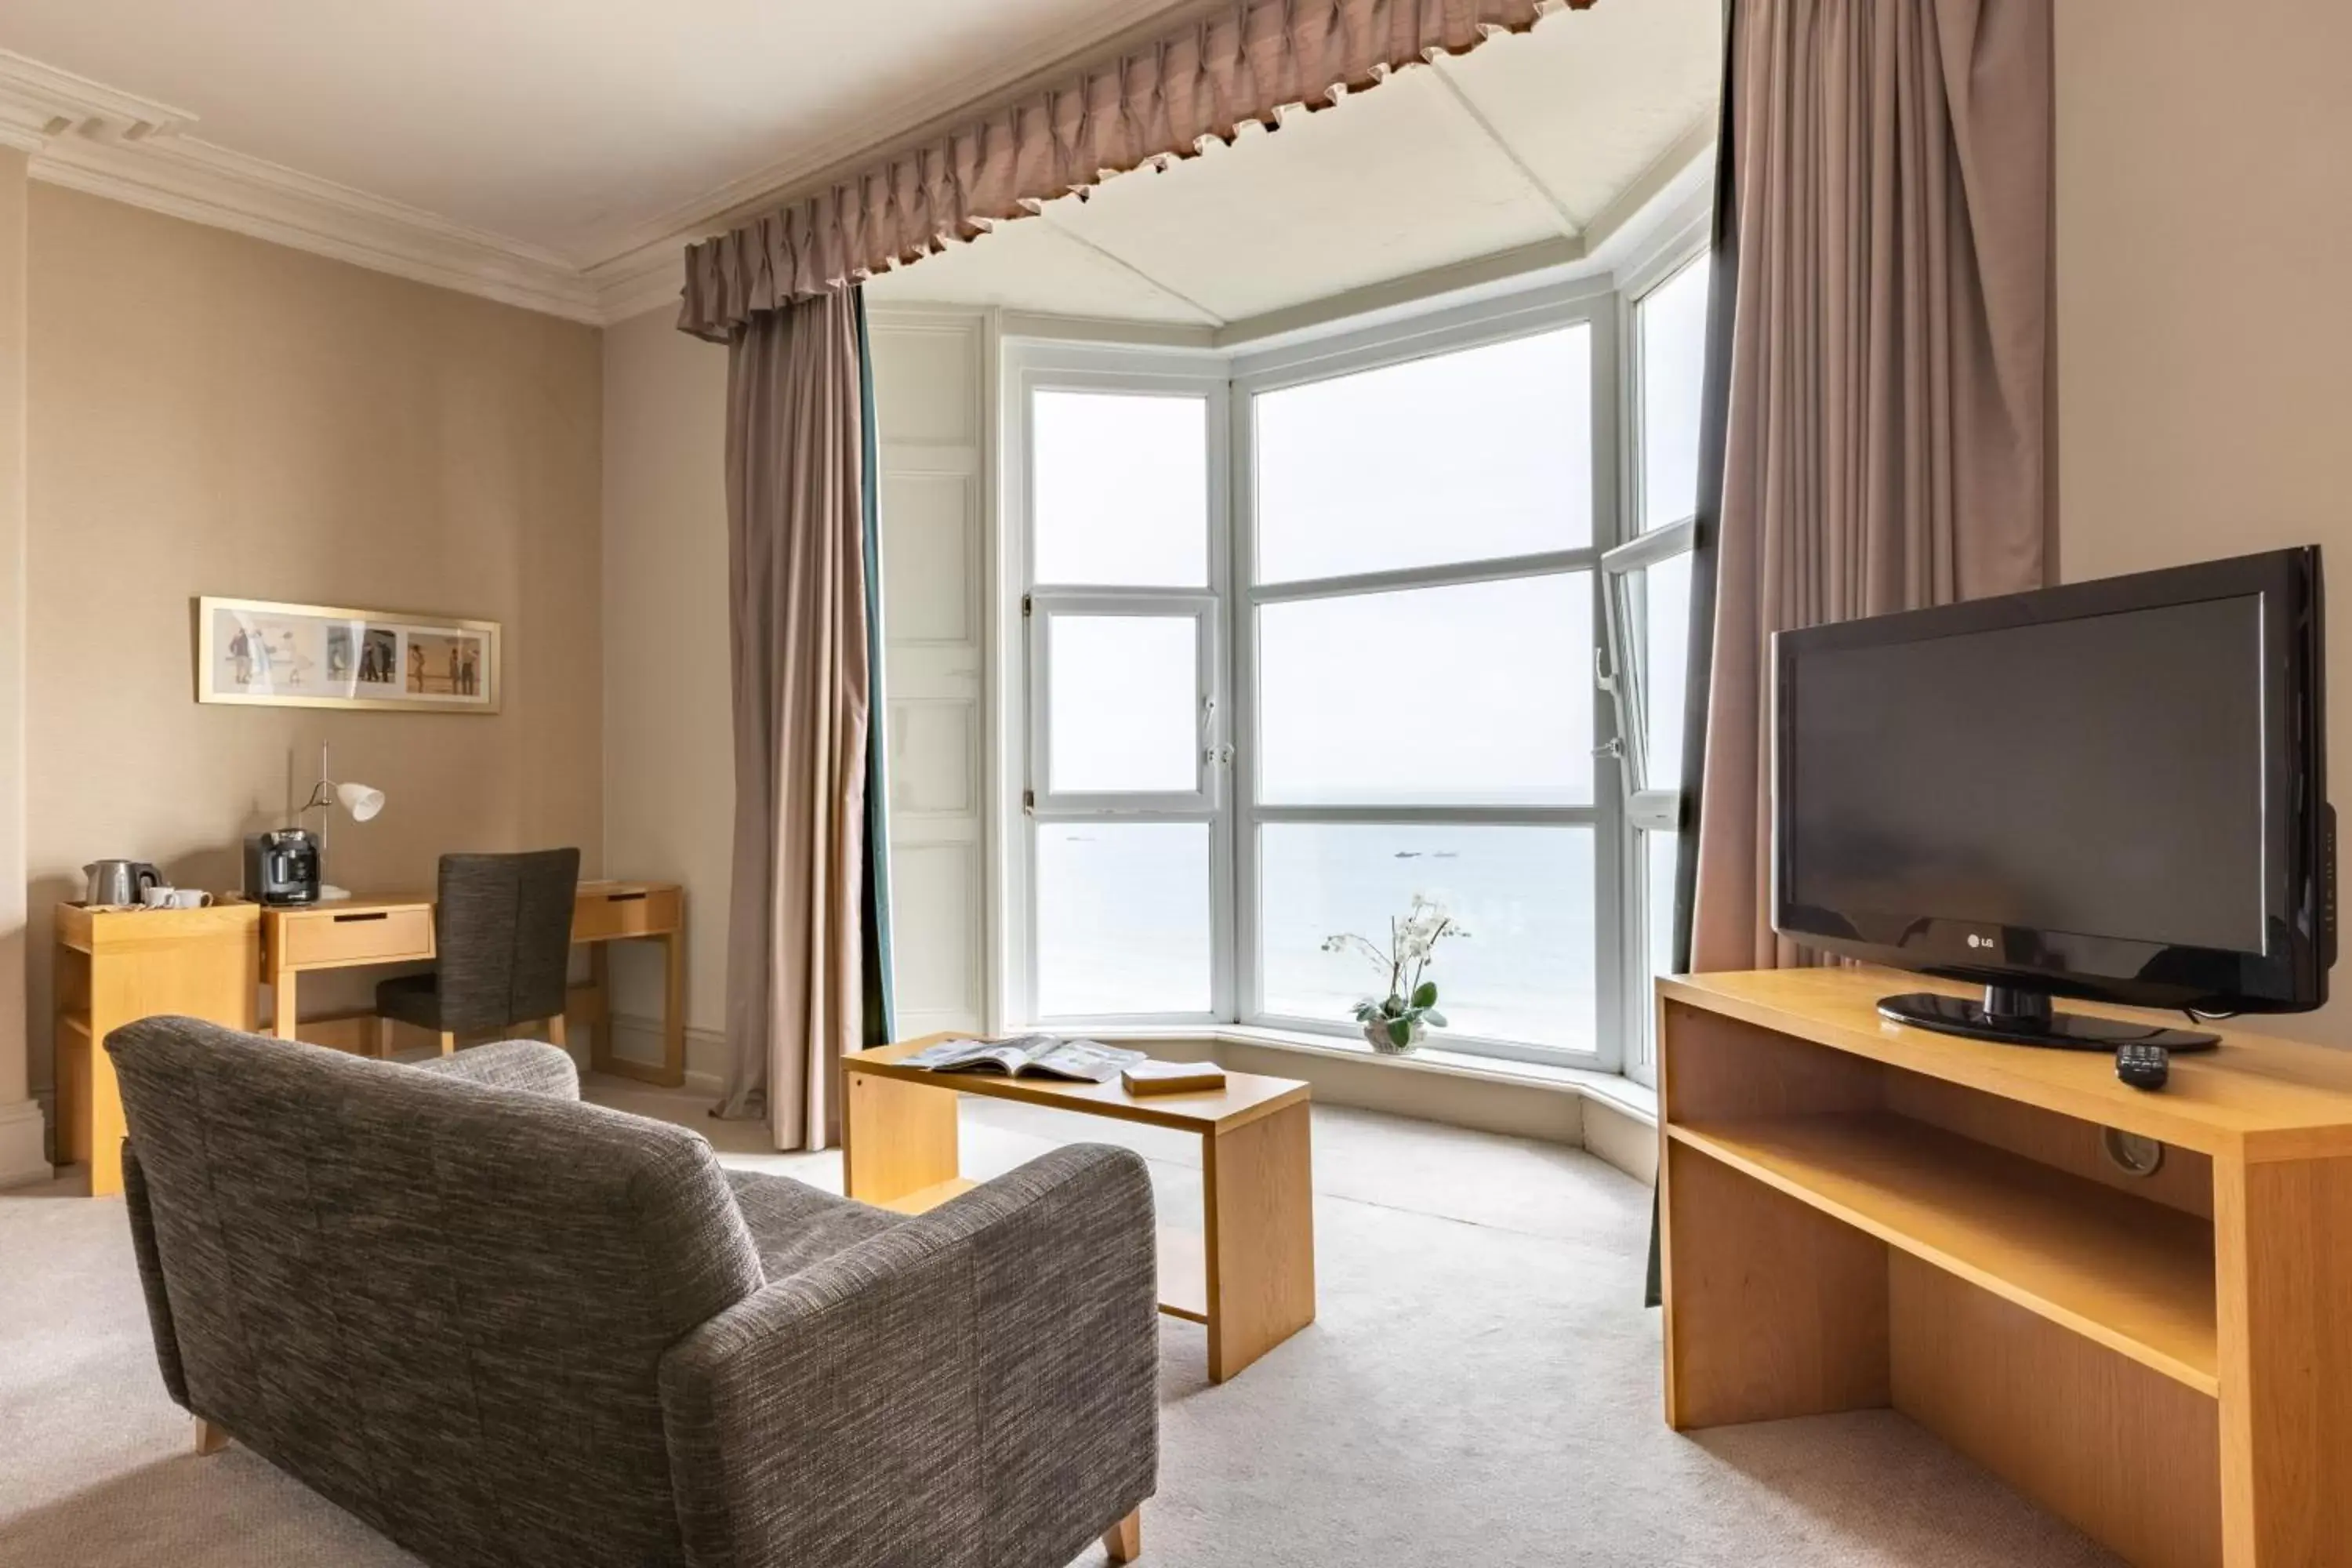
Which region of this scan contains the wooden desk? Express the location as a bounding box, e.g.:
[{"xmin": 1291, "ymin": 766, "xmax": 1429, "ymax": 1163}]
[
  {"xmin": 841, "ymin": 1037, "xmax": 1316, "ymax": 1383},
  {"xmin": 54, "ymin": 902, "xmax": 261, "ymax": 1197},
  {"xmin": 261, "ymin": 880, "xmax": 686, "ymax": 1086},
  {"xmin": 1658, "ymin": 966, "xmax": 2352, "ymax": 1568}
]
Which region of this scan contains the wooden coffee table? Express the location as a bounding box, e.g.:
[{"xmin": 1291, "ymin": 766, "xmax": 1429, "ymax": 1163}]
[{"xmin": 842, "ymin": 1038, "xmax": 1316, "ymax": 1382}]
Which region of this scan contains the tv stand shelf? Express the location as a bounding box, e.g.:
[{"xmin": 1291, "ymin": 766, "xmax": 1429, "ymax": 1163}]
[
  {"xmin": 1671, "ymin": 1112, "xmax": 2216, "ymax": 1391},
  {"xmin": 1659, "ymin": 967, "xmax": 2352, "ymax": 1568}
]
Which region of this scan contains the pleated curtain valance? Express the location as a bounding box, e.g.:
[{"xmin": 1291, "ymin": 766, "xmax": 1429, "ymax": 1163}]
[{"xmin": 677, "ymin": 0, "xmax": 1595, "ymax": 339}]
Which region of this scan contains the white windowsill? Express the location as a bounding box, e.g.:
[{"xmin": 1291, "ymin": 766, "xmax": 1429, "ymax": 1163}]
[{"xmin": 1069, "ymin": 1021, "xmax": 1661, "ymax": 1127}]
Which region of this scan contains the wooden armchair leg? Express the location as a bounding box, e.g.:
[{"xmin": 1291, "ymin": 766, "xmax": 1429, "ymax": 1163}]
[
  {"xmin": 194, "ymin": 1417, "xmax": 228, "ymax": 1455},
  {"xmin": 1102, "ymin": 1509, "xmax": 1141, "ymax": 1563},
  {"xmin": 546, "ymin": 1012, "xmax": 568, "ymax": 1049},
  {"xmin": 439, "ymin": 1031, "xmax": 456, "ymax": 1056}
]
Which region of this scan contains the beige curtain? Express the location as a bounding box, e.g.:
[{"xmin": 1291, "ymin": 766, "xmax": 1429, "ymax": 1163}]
[
  {"xmin": 1689, "ymin": 0, "xmax": 2053, "ymax": 973},
  {"xmin": 677, "ymin": 0, "xmax": 1597, "ymax": 338},
  {"xmin": 718, "ymin": 291, "xmax": 872, "ymax": 1151}
]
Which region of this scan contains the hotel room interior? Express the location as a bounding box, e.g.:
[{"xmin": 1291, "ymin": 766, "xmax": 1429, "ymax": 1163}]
[{"xmin": 2, "ymin": 2, "xmax": 2347, "ymax": 1566}]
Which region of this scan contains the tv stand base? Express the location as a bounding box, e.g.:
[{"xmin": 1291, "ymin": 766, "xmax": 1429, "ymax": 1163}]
[{"xmin": 1878, "ymin": 987, "xmax": 2220, "ymax": 1051}]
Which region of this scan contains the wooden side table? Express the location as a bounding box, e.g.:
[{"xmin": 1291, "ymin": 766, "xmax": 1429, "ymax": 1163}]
[
  {"xmin": 53, "ymin": 902, "xmax": 260, "ymax": 1196},
  {"xmin": 843, "ymin": 1039, "xmax": 1317, "ymax": 1383}
]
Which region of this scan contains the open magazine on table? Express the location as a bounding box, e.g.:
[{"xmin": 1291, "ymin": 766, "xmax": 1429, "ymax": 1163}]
[{"xmin": 900, "ymin": 1033, "xmax": 1145, "ymax": 1085}]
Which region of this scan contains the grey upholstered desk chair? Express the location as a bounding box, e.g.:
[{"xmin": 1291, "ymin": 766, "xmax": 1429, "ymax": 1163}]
[{"xmin": 376, "ymin": 848, "xmax": 580, "ymax": 1054}]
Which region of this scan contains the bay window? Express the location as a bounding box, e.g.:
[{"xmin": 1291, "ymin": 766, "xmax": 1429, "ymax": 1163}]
[{"xmin": 1008, "ymin": 256, "xmax": 1705, "ymax": 1073}]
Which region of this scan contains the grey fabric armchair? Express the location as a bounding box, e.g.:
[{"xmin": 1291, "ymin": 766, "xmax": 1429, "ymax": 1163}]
[{"xmin": 107, "ymin": 1018, "xmax": 1159, "ymax": 1568}]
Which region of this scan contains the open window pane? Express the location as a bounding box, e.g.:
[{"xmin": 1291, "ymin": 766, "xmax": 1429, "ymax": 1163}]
[
  {"xmin": 1036, "ymin": 822, "xmax": 1212, "ymax": 1015},
  {"xmin": 1603, "ymin": 546, "xmax": 1693, "ymax": 795},
  {"xmin": 1258, "ymin": 823, "xmax": 1595, "ymax": 1051},
  {"xmin": 1637, "ymin": 260, "xmax": 1709, "ymax": 532},
  {"xmin": 1254, "ymin": 325, "xmax": 1592, "ymax": 583},
  {"xmin": 1046, "ymin": 614, "xmax": 1200, "ymax": 794},
  {"xmin": 1634, "ymin": 552, "xmax": 1694, "ymax": 787},
  {"xmin": 1033, "ymin": 391, "xmax": 1208, "ymax": 586},
  {"xmin": 1258, "ymin": 573, "xmax": 1593, "ymax": 807}
]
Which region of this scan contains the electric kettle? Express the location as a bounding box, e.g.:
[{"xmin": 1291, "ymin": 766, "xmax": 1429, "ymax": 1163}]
[{"xmin": 85, "ymin": 859, "xmax": 164, "ymax": 907}]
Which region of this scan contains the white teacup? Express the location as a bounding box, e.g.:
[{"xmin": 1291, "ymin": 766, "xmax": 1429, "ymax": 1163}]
[
  {"xmin": 168, "ymin": 889, "xmax": 214, "ymax": 909},
  {"xmin": 140, "ymin": 886, "xmax": 175, "ymax": 909}
]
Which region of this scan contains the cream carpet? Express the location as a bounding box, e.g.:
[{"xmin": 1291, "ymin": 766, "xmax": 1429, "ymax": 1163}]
[{"xmin": 0, "ymin": 1083, "xmax": 2119, "ymax": 1567}]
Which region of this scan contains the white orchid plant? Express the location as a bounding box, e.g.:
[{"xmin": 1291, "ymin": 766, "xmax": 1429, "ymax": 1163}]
[{"xmin": 1321, "ymin": 895, "xmax": 1470, "ymax": 1051}]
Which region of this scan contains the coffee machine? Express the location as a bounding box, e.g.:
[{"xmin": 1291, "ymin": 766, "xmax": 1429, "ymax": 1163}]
[{"xmin": 244, "ymin": 829, "xmax": 322, "ymax": 905}]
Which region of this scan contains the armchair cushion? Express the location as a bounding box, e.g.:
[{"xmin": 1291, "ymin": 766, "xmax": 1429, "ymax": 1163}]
[
  {"xmin": 659, "ymin": 1144, "xmax": 1159, "ymax": 1568},
  {"xmin": 724, "ymin": 1169, "xmax": 899, "ymax": 1279},
  {"xmin": 407, "ymin": 1036, "xmax": 580, "ymax": 1098}
]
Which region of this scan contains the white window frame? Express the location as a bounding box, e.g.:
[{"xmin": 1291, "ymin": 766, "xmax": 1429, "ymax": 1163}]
[
  {"xmin": 1003, "ymin": 348, "xmax": 1235, "ymax": 1031},
  {"xmin": 999, "ymin": 255, "xmax": 1715, "ymax": 1075},
  {"xmin": 1607, "ymin": 226, "xmax": 1712, "ymax": 1087},
  {"xmin": 1026, "ymin": 591, "xmax": 1222, "ymax": 815},
  {"xmin": 1227, "ymin": 281, "xmax": 1624, "ymax": 1070}
]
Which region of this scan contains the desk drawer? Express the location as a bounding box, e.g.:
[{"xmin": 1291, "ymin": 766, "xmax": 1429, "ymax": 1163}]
[
  {"xmin": 281, "ymin": 906, "xmax": 434, "ymax": 967},
  {"xmin": 573, "ymin": 886, "xmax": 680, "ymax": 942}
]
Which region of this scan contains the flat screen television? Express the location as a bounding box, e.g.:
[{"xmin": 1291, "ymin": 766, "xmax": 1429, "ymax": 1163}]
[{"xmin": 1772, "ymin": 546, "xmax": 2332, "ymax": 1051}]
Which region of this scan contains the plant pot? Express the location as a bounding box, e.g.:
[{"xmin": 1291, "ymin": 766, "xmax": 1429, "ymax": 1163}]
[{"xmin": 1363, "ymin": 1017, "xmax": 1425, "ymax": 1055}]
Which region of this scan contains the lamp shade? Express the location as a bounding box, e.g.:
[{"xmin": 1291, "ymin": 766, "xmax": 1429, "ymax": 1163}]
[{"xmin": 336, "ymin": 781, "xmax": 385, "ymax": 822}]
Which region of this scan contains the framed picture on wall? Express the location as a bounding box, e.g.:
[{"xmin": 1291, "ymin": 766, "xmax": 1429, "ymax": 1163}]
[{"xmin": 194, "ymin": 597, "xmax": 501, "ymax": 713}]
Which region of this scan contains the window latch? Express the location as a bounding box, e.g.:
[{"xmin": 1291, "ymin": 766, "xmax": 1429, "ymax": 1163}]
[
  {"xmin": 1594, "ymin": 645, "xmax": 1618, "ymax": 693},
  {"xmin": 1595, "ymin": 736, "xmax": 1627, "ymax": 761}
]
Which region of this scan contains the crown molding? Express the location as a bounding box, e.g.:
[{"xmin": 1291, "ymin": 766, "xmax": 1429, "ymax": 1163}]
[
  {"xmin": 0, "ymin": 47, "xmax": 601, "ymax": 322},
  {"xmin": 32, "ymin": 131, "xmax": 603, "ymax": 322},
  {"xmin": 0, "ymin": 48, "xmax": 191, "ymax": 153}
]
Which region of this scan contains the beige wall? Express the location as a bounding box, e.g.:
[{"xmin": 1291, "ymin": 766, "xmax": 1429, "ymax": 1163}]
[
  {"xmin": 600, "ymin": 306, "xmax": 731, "ymax": 1073},
  {"xmin": 2054, "ymin": 0, "xmax": 2352, "ymax": 1044},
  {"xmin": 24, "ymin": 186, "xmax": 604, "ymax": 1106},
  {"xmin": 0, "ymin": 149, "xmax": 38, "ymax": 1183}
]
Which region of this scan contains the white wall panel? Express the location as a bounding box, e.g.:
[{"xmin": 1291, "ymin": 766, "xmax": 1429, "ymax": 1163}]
[{"xmin": 872, "ymin": 310, "xmax": 993, "ymax": 1037}]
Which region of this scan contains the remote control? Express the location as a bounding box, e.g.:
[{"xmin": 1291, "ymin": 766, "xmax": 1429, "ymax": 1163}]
[{"xmin": 2116, "ymin": 1042, "xmax": 2170, "ymax": 1091}]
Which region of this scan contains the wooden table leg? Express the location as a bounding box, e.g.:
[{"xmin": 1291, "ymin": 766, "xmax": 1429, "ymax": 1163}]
[
  {"xmin": 844, "ymin": 1072, "xmax": 960, "ymax": 1207},
  {"xmin": 659, "ymin": 927, "xmax": 685, "ymax": 1087},
  {"xmin": 270, "ymin": 952, "xmax": 298, "ymax": 1043},
  {"xmin": 1203, "ymin": 1100, "xmax": 1316, "ymax": 1382},
  {"xmin": 585, "ymin": 941, "xmax": 612, "ymax": 1076}
]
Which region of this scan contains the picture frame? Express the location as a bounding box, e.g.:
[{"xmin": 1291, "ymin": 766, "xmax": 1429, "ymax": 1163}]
[{"xmin": 194, "ymin": 597, "xmax": 501, "ymax": 713}]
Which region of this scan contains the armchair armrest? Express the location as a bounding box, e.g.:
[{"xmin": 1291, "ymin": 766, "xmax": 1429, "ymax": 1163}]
[
  {"xmin": 406, "ymin": 1038, "xmax": 579, "ymax": 1100},
  {"xmin": 659, "ymin": 1144, "xmax": 1159, "ymax": 1568}
]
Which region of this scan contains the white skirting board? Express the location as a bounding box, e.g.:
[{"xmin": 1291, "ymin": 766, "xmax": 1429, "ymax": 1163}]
[
  {"xmin": 595, "ymin": 1012, "xmax": 728, "ymax": 1098},
  {"xmin": 1580, "ymin": 1096, "xmax": 1658, "ymax": 1186},
  {"xmin": 0, "ymin": 1098, "xmax": 53, "ymax": 1189}
]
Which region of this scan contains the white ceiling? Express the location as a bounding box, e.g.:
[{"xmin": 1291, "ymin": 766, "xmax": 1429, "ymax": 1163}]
[
  {"xmin": 0, "ymin": 0, "xmax": 1179, "ymax": 267},
  {"xmin": 0, "ymin": 0, "xmax": 1717, "ymax": 326},
  {"xmin": 866, "ymin": 0, "xmax": 1720, "ymax": 329}
]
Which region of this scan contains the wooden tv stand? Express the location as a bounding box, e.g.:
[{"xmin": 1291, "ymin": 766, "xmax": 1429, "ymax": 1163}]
[{"xmin": 1657, "ymin": 967, "xmax": 2352, "ymax": 1568}]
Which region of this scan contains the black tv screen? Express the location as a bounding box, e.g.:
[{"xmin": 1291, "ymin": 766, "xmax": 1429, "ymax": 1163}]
[{"xmin": 1773, "ymin": 548, "xmax": 2330, "ymax": 1014}]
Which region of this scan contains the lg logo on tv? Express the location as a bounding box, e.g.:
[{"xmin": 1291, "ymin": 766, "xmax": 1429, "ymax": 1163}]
[{"xmin": 1966, "ymin": 934, "xmax": 1992, "ymax": 949}]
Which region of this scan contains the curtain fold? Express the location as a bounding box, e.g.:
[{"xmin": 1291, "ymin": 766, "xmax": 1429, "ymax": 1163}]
[
  {"xmin": 676, "ymin": 0, "xmax": 1596, "ymax": 339},
  {"xmin": 854, "ymin": 289, "xmax": 897, "ymax": 1052},
  {"xmin": 716, "ymin": 288, "xmax": 874, "ymax": 1152},
  {"xmin": 1686, "ymin": 0, "xmax": 2053, "ymax": 977}
]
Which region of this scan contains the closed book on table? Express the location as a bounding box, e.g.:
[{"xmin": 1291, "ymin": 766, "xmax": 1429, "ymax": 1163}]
[{"xmin": 1122, "ymin": 1060, "xmax": 1228, "ymax": 1096}]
